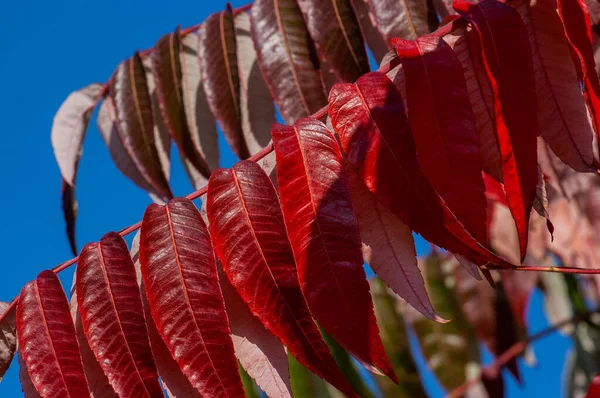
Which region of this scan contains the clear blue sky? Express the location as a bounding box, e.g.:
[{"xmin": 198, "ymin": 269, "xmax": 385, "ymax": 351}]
[{"xmin": 0, "ymin": 1, "xmax": 571, "ymax": 396}]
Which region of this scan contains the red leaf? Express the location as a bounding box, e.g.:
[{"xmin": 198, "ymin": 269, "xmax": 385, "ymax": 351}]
[
  {"xmin": 298, "ymin": 0, "xmax": 370, "ymax": 82},
  {"xmin": 328, "ymin": 72, "xmax": 512, "ymax": 267},
  {"xmin": 367, "ymin": 0, "xmax": 430, "ymax": 43},
  {"xmin": 250, "ymin": 0, "xmax": 327, "ymax": 124},
  {"xmin": 557, "ymin": 0, "xmax": 600, "ymax": 146},
  {"xmin": 393, "ymin": 35, "xmax": 487, "ymax": 245},
  {"xmin": 111, "ymin": 52, "xmax": 173, "ymax": 201},
  {"xmin": 200, "ymin": 5, "xmax": 250, "ymax": 159},
  {"xmin": 350, "ymin": 0, "xmax": 389, "ymax": 63},
  {"xmin": 454, "ymin": 0, "xmax": 540, "ymax": 262},
  {"xmin": 207, "ymin": 160, "xmax": 356, "ymax": 397},
  {"xmin": 77, "ymin": 232, "xmax": 163, "ymax": 397},
  {"xmin": 17, "ymin": 271, "xmax": 89, "ymax": 398},
  {"xmin": 140, "ymin": 198, "xmax": 244, "ymax": 397},
  {"xmin": 512, "ymin": 0, "xmax": 596, "ymax": 172},
  {"xmin": 271, "ymin": 118, "xmax": 396, "ymax": 382}
]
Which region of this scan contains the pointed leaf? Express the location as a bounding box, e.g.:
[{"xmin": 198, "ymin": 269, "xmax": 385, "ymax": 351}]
[
  {"xmin": 367, "ymin": 0, "xmax": 430, "ymax": 44},
  {"xmin": 139, "ymin": 198, "xmax": 244, "ymax": 397},
  {"xmin": 557, "ymin": 0, "xmax": 600, "ymax": 142},
  {"xmin": 76, "ymin": 232, "xmax": 163, "ymax": 397},
  {"xmin": 443, "ymin": 28, "xmax": 503, "ymax": 182},
  {"xmin": 513, "ymin": 0, "xmax": 596, "ymax": 171},
  {"xmin": 251, "ymin": 0, "xmax": 327, "ymax": 123},
  {"xmin": 61, "ymin": 180, "xmax": 78, "ymax": 256},
  {"xmin": 272, "ymin": 118, "xmax": 396, "ymax": 381},
  {"xmin": 111, "ymin": 52, "xmax": 172, "ymax": 201},
  {"xmin": 200, "ymin": 6, "xmax": 250, "ymax": 159},
  {"xmin": 152, "ymin": 28, "xmax": 212, "ymax": 179},
  {"xmin": 180, "ymin": 32, "xmax": 220, "ymax": 175},
  {"xmin": 0, "ymin": 302, "xmax": 16, "ymax": 382},
  {"xmin": 393, "ymin": 35, "xmax": 487, "ymax": 245},
  {"xmin": 454, "ymin": 0, "xmax": 540, "ymax": 261},
  {"xmin": 51, "ymin": 83, "xmax": 102, "ymax": 186},
  {"xmin": 347, "ymin": 170, "xmax": 442, "ymax": 322},
  {"xmin": 328, "ymin": 72, "xmax": 512, "ymax": 267},
  {"xmin": 219, "ymin": 268, "xmax": 292, "ymax": 398},
  {"xmin": 17, "ymin": 271, "xmax": 89, "ymax": 398},
  {"xmin": 69, "ymin": 282, "xmax": 118, "ymax": 398},
  {"xmin": 207, "ymin": 161, "xmax": 356, "ymax": 397},
  {"xmin": 298, "ymin": 0, "xmax": 370, "ymax": 82},
  {"xmin": 234, "ymin": 12, "xmax": 277, "ymax": 155},
  {"xmin": 350, "ymin": 0, "xmax": 389, "ymax": 63},
  {"xmin": 19, "ymin": 354, "xmax": 41, "ymax": 398}
]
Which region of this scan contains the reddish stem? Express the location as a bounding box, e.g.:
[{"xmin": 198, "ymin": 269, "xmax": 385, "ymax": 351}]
[{"xmin": 483, "ymin": 264, "xmax": 600, "ymax": 275}]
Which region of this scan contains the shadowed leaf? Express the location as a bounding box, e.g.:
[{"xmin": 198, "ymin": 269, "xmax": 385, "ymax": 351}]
[{"xmin": 0, "ymin": 302, "xmax": 16, "ymax": 383}]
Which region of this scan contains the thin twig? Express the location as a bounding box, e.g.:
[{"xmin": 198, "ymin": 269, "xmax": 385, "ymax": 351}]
[
  {"xmin": 482, "ymin": 263, "xmax": 600, "ymax": 275},
  {"xmin": 446, "ymin": 309, "xmax": 600, "ymax": 398}
]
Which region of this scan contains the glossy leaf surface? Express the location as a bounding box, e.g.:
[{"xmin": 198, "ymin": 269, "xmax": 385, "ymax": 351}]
[
  {"xmin": 77, "ymin": 232, "xmax": 162, "ymax": 397},
  {"xmin": 207, "ymin": 160, "xmax": 356, "ymax": 397},
  {"xmin": 272, "ymin": 118, "xmax": 396, "ymax": 381},
  {"xmin": 140, "ymin": 198, "xmax": 244, "ymax": 397},
  {"xmin": 17, "ymin": 271, "xmax": 89, "ymax": 398}
]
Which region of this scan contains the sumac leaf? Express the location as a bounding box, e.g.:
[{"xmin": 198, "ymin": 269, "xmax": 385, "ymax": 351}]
[
  {"xmin": 139, "ymin": 198, "xmax": 244, "ymax": 397},
  {"xmin": 180, "ymin": 31, "xmax": 220, "ymax": 182},
  {"xmin": 51, "ymin": 83, "xmax": 103, "ymax": 186},
  {"xmin": 513, "ymin": 0, "xmax": 596, "ymax": 171},
  {"xmin": 77, "ymin": 232, "xmax": 162, "ymax": 397},
  {"xmin": 110, "ymin": 53, "xmax": 173, "ymax": 201},
  {"xmin": 367, "ymin": 0, "xmax": 430, "ymax": 44},
  {"xmin": 207, "ymin": 161, "xmax": 356, "ymax": 397},
  {"xmin": 17, "ymin": 271, "xmax": 89, "ymax": 398},
  {"xmin": 350, "ymin": 0, "xmax": 389, "ymax": 63},
  {"xmin": 251, "ymin": 0, "xmax": 327, "ymax": 123},
  {"xmin": 234, "ymin": 12, "xmax": 276, "ymax": 155},
  {"xmin": 200, "ymin": 6, "xmax": 249, "ymax": 159},
  {"xmin": 272, "ymin": 118, "xmax": 396, "ymax": 381},
  {"xmin": 61, "ymin": 180, "xmax": 78, "ymax": 256},
  {"xmin": 328, "ymin": 72, "xmax": 512, "ymax": 267},
  {"xmin": 19, "ymin": 354, "xmax": 41, "ymax": 398},
  {"xmin": 298, "ymin": 0, "xmax": 370, "ymax": 82},
  {"xmin": 0, "ymin": 302, "xmax": 16, "ymax": 382},
  {"xmin": 347, "ymin": 170, "xmax": 442, "ymax": 322},
  {"xmin": 152, "ymin": 28, "xmax": 212, "ymax": 178},
  {"xmin": 557, "ymin": 0, "xmax": 600, "ymax": 141},
  {"xmin": 454, "ymin": 0, "xmax": 540, "ymax": 261},
  {"xmin": 393, "ymin": 35, "xmax": 487, "ymax": 245}
]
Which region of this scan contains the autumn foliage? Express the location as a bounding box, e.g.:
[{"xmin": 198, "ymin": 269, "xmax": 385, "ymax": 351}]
[{"xmin": 2, "ymin": 0, "xmax": 600, "ymax": 396}]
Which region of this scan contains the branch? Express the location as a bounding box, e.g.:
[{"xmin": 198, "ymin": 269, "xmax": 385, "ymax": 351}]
[{"xmin": 446, "ymin": 309, "xmax": 600, "ymax": 398}]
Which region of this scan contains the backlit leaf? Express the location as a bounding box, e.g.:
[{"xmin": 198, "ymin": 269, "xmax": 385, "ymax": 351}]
[
  {"xmin": 200, "ymin": 6, "xmax": 250, "ymax": 159},
  {"xmin": 207, "ymin": 160, "xmax": 356, "ymax": 397},
  {"xmin": 328, "ymin": 72, "xmax": 512, "ymax": 268},
  {"xmin": 454, "ymin": 0, "xmax": 540, "ymax": 261},
  {"xmin": 77, "ymin": 232, "xmax": 162, "ymax": 397},
  {"xmin": 17, "ymin": 271, "xmax": 89, "ymax": 398},
  {"xmin": 139, "ymin": 198, "xmax": 244, "ymax": 397},
  {"xmin": 272, "ymin": 118, "xmax": 396, "ymax": 381},
  {"xmin": 251, "ymin": 0, "xmax": 327, "ymax": 123},
  {"xmin": 298, "ymin": 0, "xmax": 370, "ymax": 82},
  {"xmin": 152, "ymin": 28, "xmax": 213, "ymax": 178},
  {"xmin": 19, "ymin": 354, "xmax": 40, "ymax": 398},
  {"xmin": 393, "ymin": 35, "xmax": 487, "ymax": 245},
  {"xmin": 110, "ymin": 53, "xmax": 173, "ymax": 200}
]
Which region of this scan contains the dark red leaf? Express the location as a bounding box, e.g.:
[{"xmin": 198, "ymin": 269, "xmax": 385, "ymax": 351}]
[
  {"xmin": 454, "ymin": 0, "xmax": 540, "ymax": 262},
  {"xmin": 557, "ymin": 0, "xmax": 600, "ymax": 146},
  {"xmin": 271, "ymin": 118, "xmax": 396, "ymax": 382},
  {"xmin": 152, "ymin": 28, "xmax": 213, "ymax": 177},
  {"xmin": 586, "ymin": 375, "xmax": 600, "ymax": 398},
  {"xmin": 328, "ymin": 72, "xmax": 512, "ymax": 268},
  {"xmin": 299, "ymin": 0, "xmax": 370, "ymax": 82},
  {"xmin": 111, "ymin": 52, "xmax": 173, "ymax": 201},
  {"xmin": 77, "ymin": 232, "xmax": 163, "ymax": 397},
  {"xmin": 139, "ymin": 198, "xmax": 244, "ymax": 397},
  {"xmin": 481, "ymin": 368, "xmax": 504, "ymax": 398},
  {"xmin": 367, "ymin": 0, "xmax": 430, "ymax": 44},
  {"xmin": 350, "ymin": 0, "xmax": 389, "ymax": 63},
  {"xmin": 17, "ymin": 271, "xmax": 90, "ymax": 398},
  {"xmin": 207, "ymin": 160, "xmax": 356, "ymax": 397},
  {"xmin": 494, "ymin": 284, "xmax": 521, "ymax": 382},
  {"xmin": 199, "ymin": 6, "xmax": 250, "ymax": 159},
  {"xmin": 251, "ymin": 0, "xmax": 327, "ymax": 123},
  {"xmin": 61, "ymin": 180, "xmax": 78, "ymax": 256},
  {"xmin": 393, "ymin": 35, "xmax": 487, "ymax": 245}
]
